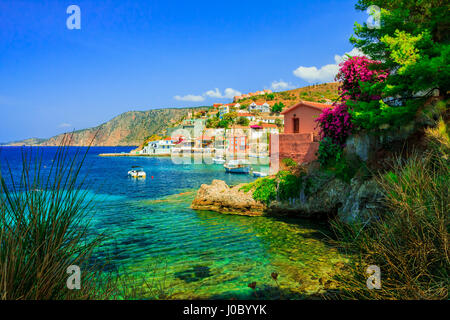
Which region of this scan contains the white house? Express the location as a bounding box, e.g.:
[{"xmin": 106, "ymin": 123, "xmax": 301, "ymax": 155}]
[
  {"xmin": 249, "ymin": 102, "xmax": 270, "ymax": 113},
  {"xmin": 260, "ymin": 116, "xmax": 283, "ymax": 124},
  {"xmin": 141, "ymin": 138, "xmax": 175, "ymax": 155},
  {"xmin": 218, "ymin": 105, "xmax": 230, "ymax": 118}
]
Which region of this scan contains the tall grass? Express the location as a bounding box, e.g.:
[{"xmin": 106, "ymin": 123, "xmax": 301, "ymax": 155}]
[
  {"xmin": 0, "ymin": 135, "xmax": 118, "ymax": 299},
  {"xmin": 330, "ymin": 119, "xmax": 449, "ymax": 299}
]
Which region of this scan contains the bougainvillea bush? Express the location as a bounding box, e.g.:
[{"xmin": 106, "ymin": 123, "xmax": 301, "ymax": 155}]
[
  {"xmin": 336, "ymin": 56, "xmax": 389, "ymax": 103},
  {"xmin": 336, "ymin": 56, "xmax": 390, "ymax": 131},
  {"xmin": 315, "ymin": 55, "xmax": 388, "ymax": 166},
  {"xmin": 316, "ymin": 103, "xmax": 353, "ymax": 147}
]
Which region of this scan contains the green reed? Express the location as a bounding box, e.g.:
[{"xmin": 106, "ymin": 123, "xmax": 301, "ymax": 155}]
[
  {"xmin": 0, "ymin": 134, "xmax": 117, "ymax": 299},
  {"xmin": 330, "ymin": 119, "xmax": 449, "ymax": 300}
]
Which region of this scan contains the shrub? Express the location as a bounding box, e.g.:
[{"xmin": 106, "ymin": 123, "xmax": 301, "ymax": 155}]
[
  {"xmin": 336, "ymin": 56, "xmax": 388, "ymax": 104},
  {"xmin": 316, "ymin": 104, "xmax": 353, "ymax": 147},
  {"xmin": 276, "ymin": 171, "xmax": 303, "ymax": 201},
  {"xmin": 237, "ymin": 116, "xmax": 250, "ymax": 126},
  {"xmin": 217, "ymin": 119, "xmax": 230, "ymax": 128},
  {"xmin": 240, "ymin": 177, "xmax": 277, "ymax": 205},
  {"xmin": 266, "ymin": 93, "xmax": 275, "ymax": 101},
  {"xmin": 240, "ymin": 170, "xmax": 304, "ymax": 205},
  {"xmin": 317, "ymin": 137, "xmax": 343, "ymax": 167},
  {"xmin": 271, "ymin": 102, "xmax": 285, "ymax": 114},
  {"xmin": 206, "ymin": 118, "xmax": 219, "ymax": 128},
  {"xmin": 281, "ymin": 158, "xmax": 297, "ymax": 168},
  {"xmin": 330, "ymin": 125, "xmax": 449, "ymax": 300}
]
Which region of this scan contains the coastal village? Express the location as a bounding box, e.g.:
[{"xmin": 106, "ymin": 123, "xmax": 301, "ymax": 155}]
[
  {"xmin": 1, "ymin": 0, "xmax": 447, "ymax": 302},
  {"xmin": 130, "ymin": 84, "xmax": 337, "ymax": 174}
]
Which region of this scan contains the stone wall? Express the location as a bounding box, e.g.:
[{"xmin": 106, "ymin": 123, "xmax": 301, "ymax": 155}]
[{"xmin": 276, "ymin": 133, "xmax": 319, "ymax": 164}]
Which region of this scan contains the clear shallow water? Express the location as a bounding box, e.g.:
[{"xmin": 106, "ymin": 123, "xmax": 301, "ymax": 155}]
[{"xmin": 0, "ymin": 146, "xmax": 347, "ymax": 299}]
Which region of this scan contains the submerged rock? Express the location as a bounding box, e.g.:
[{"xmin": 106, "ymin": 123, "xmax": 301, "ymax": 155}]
[{"xmin": 191, "ymin": 179, "xmax": 266, "ymax": 216}]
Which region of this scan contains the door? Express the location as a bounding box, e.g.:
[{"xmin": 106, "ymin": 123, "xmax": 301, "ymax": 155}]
[{"xmin": 293, "ymin": 118, "xmax": 299, "ymax": 133}]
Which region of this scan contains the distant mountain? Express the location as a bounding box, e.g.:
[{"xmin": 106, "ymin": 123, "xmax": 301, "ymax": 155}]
[
  {"xmin": 1, "ymin": 138, "xmax": 47, "ymax": 146},
  {"xmin": 6, "ymin": 108, "xmax": 195, "ymax": 147}
]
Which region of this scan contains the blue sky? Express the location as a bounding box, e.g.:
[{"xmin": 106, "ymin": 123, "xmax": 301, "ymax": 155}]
[{"xmin": 0, "ymin": 0, "xmax": 366, "ymax": 142}]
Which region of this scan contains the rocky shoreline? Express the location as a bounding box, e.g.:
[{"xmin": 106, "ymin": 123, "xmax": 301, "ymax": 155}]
[
  {"xmin": 191, "ymin": 180, "xmax": 266, "ymax": 216},
  {"xmin": 191, "ymin": 174, "xmax": 385, "ymax": 223}
]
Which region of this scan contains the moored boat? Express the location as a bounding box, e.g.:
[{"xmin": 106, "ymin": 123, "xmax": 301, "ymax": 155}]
[
  {"xmin": 212, "ymin": 156, "xmax": 226, "ymax": 164},
  {"xmin": 224, "ymin": 159, "xmax": 250, "ymax": 174},
  {"xmin": 128, "ymin": 166, "xmax": 146, "ymax": 178},
  {"xmin": 252, "ymin": 171, "xmax": 268, "ymax": 177}
]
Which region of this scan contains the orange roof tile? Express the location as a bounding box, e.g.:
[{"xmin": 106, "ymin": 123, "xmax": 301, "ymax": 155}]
[
  {"xmin": 238, "ymin": 113, "xmax": 254, "ymax": 117},
  {"xmin": 281, "ymin": 101, "xmax": 334, "ymax": 114},
  {"xmin": 261, "ymin": 123, "xmax": 278, "ymax": 128}
]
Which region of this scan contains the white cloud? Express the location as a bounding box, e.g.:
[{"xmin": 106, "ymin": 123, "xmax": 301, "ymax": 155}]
[
  {"xmin": 271, "ymin": 80, "xmax": 296, "ymax": 91},
  {"xmin": 204, "ymin": 88, "xmax": 242, "ymax": 99},
  {"xmin": 174, "ymin": 94, "xmax": 205, "ymax": 102},
  {"xmin": 204, "ymin": 88, "xmax": 223, "ymax": 99},
  {"xmin": 334, "ymin": 48, "xmax": 365, "ymax": 64},
  {"xmin": 222, "ymin": 88, "xmax": 242, "ymax": 99},
  {"xmin": 293, "ymin": 48, "xmax": 365, "ymax": 83},
  {"xmin": 175, "ymin": 87, "xmax": 242, "ymax": 102},
  {"xmin": 58, "ymin": 123, "xmax": 72, "ymax": 128}
]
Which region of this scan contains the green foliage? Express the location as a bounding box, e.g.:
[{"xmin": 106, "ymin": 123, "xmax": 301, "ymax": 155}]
[
  {"xmin": 381, "ymin": 30, "xmax": 424, "ymax": 73},
  {"xmin": 317, "ymin": 137, "xmax": 364, "ymax": 183},
  {"xmin": 240, "ymin": 177, "xmax": 277, "ymax": 205},
  {"xmin": 217, "ymin": 119, "xmax": 230, "ymax": 128},
  {"xmin": 206, "ymin": 117, "xmax": 220, "ymax": 128},
  {"xmin": 281, "ymin": 158, "xmax": 297, "ymax": 168},
  {"xmin": 278, "ymin": 92, "xmax": 295, "ymax": 100},
  {"xmin": 331, "ymin": 141, "xmax": 449, "ymax": 299},
  {"xmin": 222, "ymin": 112, "xmax": 238, "ymax": 123},
  {"xmin": 271, "ymin": 102, "xmax": 285, "ymax": 113},
  {"xmin": 237, "ymin": 116, "xmax": 250, "ymax": 126},
  {"xmin": 350, "ymin": 0, "xmax": 450, "ymax": 130},
  {"xmin": 240, "ymin": 170, "xmax": 304, "ymax": 205},
  {"xmin": 0, "ymin": 139, "xmax": 112, "ymax": 299},
  {"xmin": 317, "ymin": 137, "xmax": 343, "ymax": 167},
  {"xmin": 276, "ymin": 171, "xmax": 303, "ymax": 201},
  {"xmin": 330, "ymin": 154, "xmax": 363, "ymax": 183},
  {"xmin": 266, "ymin": 93, "xmax": 275, "ymax": 101}
]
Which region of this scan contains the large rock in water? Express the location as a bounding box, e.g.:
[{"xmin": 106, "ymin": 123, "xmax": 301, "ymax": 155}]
[
  {"xmin": 191, "ymin": 180, "xmax": 266, "ymax": 216},
  {"xmin": 191, "ymin": 176, "xmax": 385, "ymax": 223}
]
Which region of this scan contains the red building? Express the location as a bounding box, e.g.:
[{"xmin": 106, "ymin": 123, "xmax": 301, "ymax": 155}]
[{"xmin": 272, "ymin": 101, "xmax": 333, "ymax": 165}]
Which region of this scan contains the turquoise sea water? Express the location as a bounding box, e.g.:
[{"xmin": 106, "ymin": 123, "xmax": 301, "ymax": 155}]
[{"xmin": 0, "ymin": 146, "xmax": 346, "ymax": 299}]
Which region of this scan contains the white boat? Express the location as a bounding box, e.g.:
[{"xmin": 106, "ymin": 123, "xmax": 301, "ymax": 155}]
[
  {"xmin": 213, "ymin": 157, "xmax": 226, "ymax": 164},
  {"xmin": 128, "ymin": 166, "xmax": 146, "ymax": 178},
  {"xmin": 253, "ymin": 171, "xmax": 268, "ymax": 177},
  {"xmin": 224, "ymin": 159, "xmax": 251, "ymax": 174}
]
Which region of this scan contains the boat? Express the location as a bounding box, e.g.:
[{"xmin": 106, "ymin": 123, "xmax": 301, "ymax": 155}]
[
  {"xmin": 212, "ymin": 156, "xmax": 226, "ymax": 164},
  {"xmin": 253, "ymin": 171, "xmax": 268, "ymax": 177},
  {"xmin": 224, "ymin": 159, "xmax": 251, "ymax": 174},
  {"xmin": 128, "ymin": 166, "xmax": 146, "ymax": 178}
]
